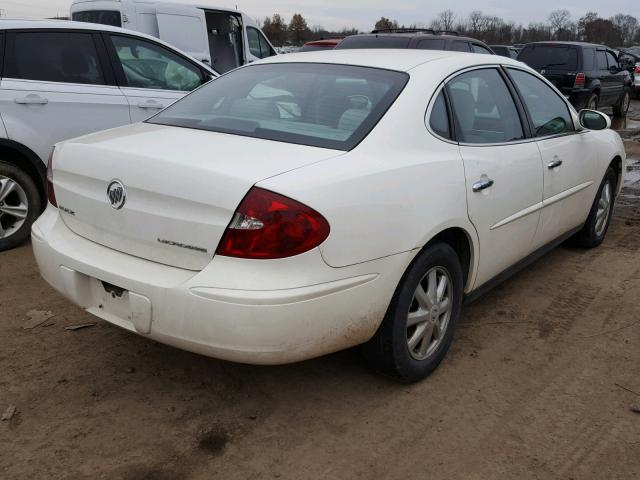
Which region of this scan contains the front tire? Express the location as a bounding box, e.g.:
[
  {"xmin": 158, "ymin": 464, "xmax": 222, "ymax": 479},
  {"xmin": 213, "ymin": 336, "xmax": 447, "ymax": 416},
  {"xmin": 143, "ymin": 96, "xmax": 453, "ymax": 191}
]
[
  {"xmin": 613, "ymin": 88, "xmax": 631, "ymax": 117},
  {"xmin": 573, "ymin": 167, "xmax": 617, "ymax": 248},
  {"xmin": 0, "ymin": 161, "xmax": 41, "ymax": 251},
  {"xmin": 362, "ymin": 243, "xmax": 464, "ymax": 383}
]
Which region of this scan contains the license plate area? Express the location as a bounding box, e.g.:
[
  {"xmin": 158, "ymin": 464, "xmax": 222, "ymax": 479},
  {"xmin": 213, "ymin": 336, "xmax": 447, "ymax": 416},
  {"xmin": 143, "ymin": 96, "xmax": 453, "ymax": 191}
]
[{"xmin": 91, "ymin": 277, "xmax": 152, "ymax": 334}]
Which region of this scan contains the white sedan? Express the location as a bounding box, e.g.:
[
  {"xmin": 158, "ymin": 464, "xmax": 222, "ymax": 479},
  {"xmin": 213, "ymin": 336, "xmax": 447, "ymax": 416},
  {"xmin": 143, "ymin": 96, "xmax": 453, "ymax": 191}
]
[{"xmin": 32, "ymin": 50, "xmax": 625, "ymax": 382}]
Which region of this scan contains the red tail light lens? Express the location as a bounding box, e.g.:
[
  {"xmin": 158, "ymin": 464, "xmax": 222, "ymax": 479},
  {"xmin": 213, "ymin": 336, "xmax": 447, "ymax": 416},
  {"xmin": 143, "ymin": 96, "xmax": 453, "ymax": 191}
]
[
  {"xmin": 574, "ymin": 73, "xmax": 585, "ymax": 88},
  {"xmin": 46, "ymin": 149, "xmax": 57, "ymax": 207},
  {"xmin": 635, "ymin": 65, "xmax": 640, "ymax": 74},
  {"xmin": 216, "ymin": 187, "xmax": 330, "ymax": 259}
]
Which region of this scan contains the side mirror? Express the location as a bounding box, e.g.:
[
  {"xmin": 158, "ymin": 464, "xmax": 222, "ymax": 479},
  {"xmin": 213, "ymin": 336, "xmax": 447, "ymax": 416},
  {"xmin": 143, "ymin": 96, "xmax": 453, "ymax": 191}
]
[
  {"xmin": 578, "ymin": 109, "xmax": 611, "ymax": 130},
  {"xmin": 609, "ymin": 65, "xmax": 620, "ymax": 74}
]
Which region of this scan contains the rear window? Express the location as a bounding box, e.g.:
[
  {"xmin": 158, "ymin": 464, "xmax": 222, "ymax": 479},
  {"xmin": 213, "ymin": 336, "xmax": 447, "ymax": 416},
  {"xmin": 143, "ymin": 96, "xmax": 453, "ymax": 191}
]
[
  {"xmin": 336, "ymin": 36, "xmax": 411, "ymax": 50},
  {"xmin": 72, "ymin": 10, "xmax": 122, "ymax": 27},
  {"xmin": 517, "ymin": 45, "xmax": 579, "ymax": 71},
  {"xmin": 148, "ymin": 63, "xmax": 409, "ymax": 151}
]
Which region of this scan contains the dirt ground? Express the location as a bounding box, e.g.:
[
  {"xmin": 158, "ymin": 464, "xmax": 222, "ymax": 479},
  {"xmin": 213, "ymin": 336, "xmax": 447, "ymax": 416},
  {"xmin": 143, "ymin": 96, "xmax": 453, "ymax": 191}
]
[{"xmin": 2, "ymin": 105, "xmax": 640, "ymax": 480}]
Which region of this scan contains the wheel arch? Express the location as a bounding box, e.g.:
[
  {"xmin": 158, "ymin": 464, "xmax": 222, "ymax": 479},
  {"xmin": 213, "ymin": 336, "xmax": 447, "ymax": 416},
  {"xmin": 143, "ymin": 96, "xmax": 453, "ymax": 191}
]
[
  {"xmin": 0, "ymin": 140, "xmax": 46, "ymax": 210},
  {"xmin": 609, "ymin": 154, "xmax": 623, "ymax": 195},
  {"xmin": 420, "ymin": 226, "xmax": 477, "ymax": 292}
]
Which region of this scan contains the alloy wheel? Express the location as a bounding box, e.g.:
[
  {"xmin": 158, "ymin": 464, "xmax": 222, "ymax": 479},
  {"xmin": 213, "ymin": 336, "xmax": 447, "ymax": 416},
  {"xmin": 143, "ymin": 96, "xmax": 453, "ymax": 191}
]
[
  {"xmin": 0, "ymin": 175, "xmax": 29, "ymax": 239},
  {"xmin": 595, "ymin": 180, "xmax": 612, "ymax": 237},
  {"xmin": 406, "ymin": 266, "xmax": 452, "ymax": 361}
]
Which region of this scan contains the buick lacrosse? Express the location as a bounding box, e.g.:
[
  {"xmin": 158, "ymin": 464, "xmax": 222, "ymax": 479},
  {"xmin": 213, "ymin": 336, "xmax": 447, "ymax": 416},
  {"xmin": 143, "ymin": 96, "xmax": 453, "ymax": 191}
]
[{"xmin": 33, "ymin": 50, "xmax": 625, "ymax": 382}]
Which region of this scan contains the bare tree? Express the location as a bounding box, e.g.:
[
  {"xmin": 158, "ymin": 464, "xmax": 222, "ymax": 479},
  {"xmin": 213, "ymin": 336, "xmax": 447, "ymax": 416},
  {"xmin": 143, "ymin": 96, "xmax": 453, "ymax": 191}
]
[
  {"xmin": 610, "ymin": 13, "xmax": 638, "ymax": 46},
  {"xmin": 548, "ymin": 9, "xmax": 572, "ymax": 39},
  {"xmin": 433, "ymin": 10, "xmax": 456, "ymax": 32}
]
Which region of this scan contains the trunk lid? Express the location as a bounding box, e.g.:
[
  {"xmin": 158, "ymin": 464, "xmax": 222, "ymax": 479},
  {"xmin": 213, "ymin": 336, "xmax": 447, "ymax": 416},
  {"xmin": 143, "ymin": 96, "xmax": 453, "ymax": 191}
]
[{"xmin": 53, "ymin": 123, "xmax": 342, "ymax": 270}]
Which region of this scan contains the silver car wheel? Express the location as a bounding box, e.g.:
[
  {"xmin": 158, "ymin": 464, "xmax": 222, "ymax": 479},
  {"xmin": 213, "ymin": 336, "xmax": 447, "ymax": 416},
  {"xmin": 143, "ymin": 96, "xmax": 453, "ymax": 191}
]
[
  {"xmin": 595, "ymin": 180, "xmax": 612, "ymax": 237},
  {"xmin": 0, "ymin": 175, "xmax": 29, "ymax": 239},
  {"xmin": 406, "ymin": 266, "xmax": 452, "ymax": 361}
]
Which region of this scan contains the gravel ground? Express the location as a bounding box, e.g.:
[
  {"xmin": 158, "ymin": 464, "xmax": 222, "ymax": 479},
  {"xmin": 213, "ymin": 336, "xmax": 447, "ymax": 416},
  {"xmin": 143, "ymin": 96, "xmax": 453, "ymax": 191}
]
[{"xmin": 1, "ymin": 103, "xmax": 639, "ymax": 480}]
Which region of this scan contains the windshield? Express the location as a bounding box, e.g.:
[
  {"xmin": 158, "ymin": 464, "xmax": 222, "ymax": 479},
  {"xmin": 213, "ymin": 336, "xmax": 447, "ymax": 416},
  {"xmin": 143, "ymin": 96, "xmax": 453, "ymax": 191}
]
[
  {"xmin": 148, "ymin": 63, "xmax": 409, "ymax": 151},
  {"xmin": 72, "ymin": 10, "xmax": 122, "ymax": 27},
  {"xmin": 517, "ymin": 45, "xmax": 579, "ymax": 71}
]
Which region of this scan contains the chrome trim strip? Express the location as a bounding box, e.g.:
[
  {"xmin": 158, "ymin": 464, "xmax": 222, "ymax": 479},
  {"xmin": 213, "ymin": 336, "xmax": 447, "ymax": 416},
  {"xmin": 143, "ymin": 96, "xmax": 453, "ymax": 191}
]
[
  {"xmin": 490, "ymin": 202, "xmax": 543, "ymax": 230},
  {"xmin": 490, "ymin": 181, "xmax": 594, "ymax": 230}
]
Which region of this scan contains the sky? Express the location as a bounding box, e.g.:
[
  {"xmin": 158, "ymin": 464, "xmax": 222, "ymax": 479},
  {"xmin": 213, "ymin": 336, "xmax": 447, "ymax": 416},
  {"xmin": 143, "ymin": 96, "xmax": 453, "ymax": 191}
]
[{"xmin": 2, "ymin": 0, "xmax": 639, "ymax": 31}]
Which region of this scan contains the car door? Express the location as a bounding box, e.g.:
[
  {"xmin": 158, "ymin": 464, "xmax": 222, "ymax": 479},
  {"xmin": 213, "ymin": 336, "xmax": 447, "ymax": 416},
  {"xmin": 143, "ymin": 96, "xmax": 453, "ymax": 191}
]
[
  {"xmin": 446, "ymin": 67, "xmax": 543, "ymax": 288},
  {"xmin": 605, "ymin": 50, "xmax": 626, "ymax": 103},
  {"xmin": 595, "ymin": 49, "xmax": 615, "ymax": 105},
  {"xmin": 506, "ymin": 67, "xmax": 601, "ymax": 247},
  {"xmin": 105, "ymin": 33, "xmax": 209, "ymax": 122},
  {"xmin": 0, "ymin": 29, "xmax": 130, "ymax": 163}
]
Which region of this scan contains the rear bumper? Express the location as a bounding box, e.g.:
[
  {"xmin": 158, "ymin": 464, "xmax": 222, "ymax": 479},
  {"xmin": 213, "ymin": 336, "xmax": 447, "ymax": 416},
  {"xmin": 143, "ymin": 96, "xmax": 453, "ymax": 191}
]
[{"xmin": 32, "ymin": 206, "xmax": 412, "ymax": 364}]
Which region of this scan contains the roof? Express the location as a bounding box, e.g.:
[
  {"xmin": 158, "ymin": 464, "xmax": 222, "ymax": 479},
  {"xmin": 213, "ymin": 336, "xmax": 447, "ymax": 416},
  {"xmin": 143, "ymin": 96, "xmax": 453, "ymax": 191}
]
[
  {"xmin": 525, "ymin": 41, "xmax": 607, "ymax": 49},
  {"xmin": 352, "ymin": 32, "xmax": 481, "ymax": 43},
  {"xmin": 259, "ymin": 48, "xmax": 520, "ymax": 72}
]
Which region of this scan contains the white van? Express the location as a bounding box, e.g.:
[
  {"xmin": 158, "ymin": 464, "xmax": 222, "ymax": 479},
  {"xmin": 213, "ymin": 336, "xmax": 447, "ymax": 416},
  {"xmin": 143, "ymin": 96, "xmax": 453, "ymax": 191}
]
[{"xmin": 70, "ymin": 0, "xmax": 277, "ymax": 73}]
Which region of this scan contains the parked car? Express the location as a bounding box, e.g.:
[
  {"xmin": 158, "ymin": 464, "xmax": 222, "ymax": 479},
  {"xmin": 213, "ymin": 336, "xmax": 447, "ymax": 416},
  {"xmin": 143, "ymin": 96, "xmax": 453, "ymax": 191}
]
[
  {"xmin": 300, "ymin": 39, "xmax": 342, "ymax": 52},
  {"xmin": 618, "ymin": 48, "xmax": 640, "ymax": 97},
  {"xmin": 0, "ymin": 19, "xmax": 217, "ymax": 251},
  {"xmin": 70, "ymin": 0, "xmax": 276, "ymax": 73},
  {"xmin": 34, "ymin": 50, "xmax": 625, "ymax": 382},
  {"xmin": 517, "ymin": 42, "xmax": 632, "ymax": 116},
  {"xmin": 490, "ymin": 45, "xmax": 519, "ymax": 58},
  {"xmin": 335, "ymin": 29, "xmax": 495, "ymax": 54}
]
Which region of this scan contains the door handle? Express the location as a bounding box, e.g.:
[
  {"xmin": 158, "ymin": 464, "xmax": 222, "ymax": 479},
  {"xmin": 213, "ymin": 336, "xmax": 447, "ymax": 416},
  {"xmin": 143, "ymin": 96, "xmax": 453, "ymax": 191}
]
[
  {"xmin": 472, "ymin": 177, "xmax": 494, "ymax": 192},
  {"xmin": 547, "ymin": 159, "xmax": 563, "ymax": 169},
  {"xmin": 136, "ymin": 100, "xmax": 164, "ymax": 109},
  {"xmin": 15, "ymin": 94, "xmax": 48, "ymax": 105}
]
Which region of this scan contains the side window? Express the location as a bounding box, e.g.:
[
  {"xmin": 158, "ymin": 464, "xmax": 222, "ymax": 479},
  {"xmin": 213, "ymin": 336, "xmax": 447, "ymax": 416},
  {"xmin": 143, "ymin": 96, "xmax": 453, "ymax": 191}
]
[
  {"xmin": 7, "ymin": 31, "xmax": 105, "ymax": 85},
  {"xmin": 416, "ymin": 39, "xmax": 446, "ymax": 50},
  {"xmin": 471, "ymin": 44, "xmax": 492, "ymax": 55},
  {"xmin": 508, "ymin": 69, "xmax": 573, "ymax": 137},
  {"xmin": 247, "ymin": 27, "xmax": 274, "ymax": 59},
  {"xmin": 447, "ymin": 69, "xmax": 524, "ymax": 144},
  {"xmin": 429, "ymin": 90, "xmax": 451, "ymax": 139},
  {"xmin": 605, "ymin": 51, "xmax": 618, "ymax": 69},
  {"xmin": 582, "ymin": 48, "xmax": 594, "ymax": 71},
  {"xmin": 451, "ymin": 41, "xmax": 470, "ymax": 52},
  {"xmin": 258, "ymin": 31, "xmax": 275, "ymax": 58},
  {"xmin": 596, "ymin": 50, "xmax": 608, "ymax": 70},
  {"xmin": 110, "ymin": 35, "xmax": 203, "ymax": 91}
]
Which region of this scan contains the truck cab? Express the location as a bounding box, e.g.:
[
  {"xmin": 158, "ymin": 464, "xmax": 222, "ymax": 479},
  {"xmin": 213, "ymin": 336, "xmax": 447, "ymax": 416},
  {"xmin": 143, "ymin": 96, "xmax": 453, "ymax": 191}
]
[{"xmin": 70, "ymin": 0, "xmax": 277, "ymax": 73}]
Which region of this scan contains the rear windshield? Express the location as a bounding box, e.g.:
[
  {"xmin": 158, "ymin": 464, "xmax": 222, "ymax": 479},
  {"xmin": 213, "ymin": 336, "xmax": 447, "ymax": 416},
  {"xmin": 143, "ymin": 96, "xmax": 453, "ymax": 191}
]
[
  {"xmin": 336, "ymin": 36, "xmax": 411, "ymax": 49},
  {"xmin": 148, "ymin": 63, "xmax": 409, "ymax": 151},
  {"xmin": 517, "ymin": 45, "xmax": 579, "ymax": 71},
  {"xmin": 72, "ymin": 10, "xmax": 122, "ymax": 27}
]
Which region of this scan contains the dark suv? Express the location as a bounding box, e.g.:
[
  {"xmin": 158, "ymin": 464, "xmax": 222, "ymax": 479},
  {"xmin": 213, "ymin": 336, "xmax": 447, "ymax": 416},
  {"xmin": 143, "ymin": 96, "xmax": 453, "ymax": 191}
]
[
  {"xmin": 517, "ymin": 42, "xmax": 631, "ymax": 116},
  {"xmin": 335, "ymin": 29, "xmax": 495, "ymax": 55}
]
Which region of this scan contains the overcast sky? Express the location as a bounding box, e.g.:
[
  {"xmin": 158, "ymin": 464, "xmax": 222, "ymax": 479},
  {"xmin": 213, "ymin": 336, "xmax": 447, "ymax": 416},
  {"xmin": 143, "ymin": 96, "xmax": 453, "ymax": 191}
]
[{"xmin": 2, "ymin": 0, "xmax": 639, "ymax": 31}]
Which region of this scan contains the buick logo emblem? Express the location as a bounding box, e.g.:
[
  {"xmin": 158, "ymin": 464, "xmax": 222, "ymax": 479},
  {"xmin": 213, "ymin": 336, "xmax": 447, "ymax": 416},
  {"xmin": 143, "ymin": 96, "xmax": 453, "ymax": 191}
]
[{"xmin": 107, "ymin": 180, "xmax": 126, "ymax": 210}]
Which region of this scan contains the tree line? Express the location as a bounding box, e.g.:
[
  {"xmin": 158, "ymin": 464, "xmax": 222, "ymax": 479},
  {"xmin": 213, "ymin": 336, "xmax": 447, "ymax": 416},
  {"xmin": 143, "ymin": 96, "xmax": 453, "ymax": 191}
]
[{"xmin": 262, "ymin": 10, "xmax": 640, "ymax": 47}]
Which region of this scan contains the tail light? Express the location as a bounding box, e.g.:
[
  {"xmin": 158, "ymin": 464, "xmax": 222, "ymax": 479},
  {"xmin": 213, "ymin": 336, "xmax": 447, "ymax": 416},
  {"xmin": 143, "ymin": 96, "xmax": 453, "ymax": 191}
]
[
  {"xmin": 574, "ymin": 73, "xmax": 585, "ymax": 88},
  {"xmin": 216, "ymin": 187, "xmax": 330, "ymax": 259},
  {"xmin": 46, "ymin": 149, "xmax": 57, "ymax": 207},
  {"xmin": 634, "ymin": 64, "xmax": 640, "ymax": 74}
]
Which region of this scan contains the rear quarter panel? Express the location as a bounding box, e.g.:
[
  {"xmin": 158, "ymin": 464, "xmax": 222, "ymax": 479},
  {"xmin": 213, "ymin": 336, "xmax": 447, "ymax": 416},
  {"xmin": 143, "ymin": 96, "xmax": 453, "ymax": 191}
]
[{"xmin": 258, "ymin": 65, "xmax": 478, "ymax": 276}]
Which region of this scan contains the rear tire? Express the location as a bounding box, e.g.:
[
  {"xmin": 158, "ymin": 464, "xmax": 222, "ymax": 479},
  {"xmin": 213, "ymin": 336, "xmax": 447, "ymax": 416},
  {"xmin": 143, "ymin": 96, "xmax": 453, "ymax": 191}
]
[
  {"xmin": 613, "ymin": 88, "xmax": 631, "ymax": 117},
  {"xmin": 362, "ymin": 243, "xmax": 463, "ymax": 383},
  {"xmin": 573, "ymin": 167, "xmax": 617, "ymax": 248},
  {"xmin": 585, "ymin": 92, "xmax": 599, "ymax": 110},
  {"xmin": 0, "ymin": 161, "xmax": 41, "ymax": 251}
]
